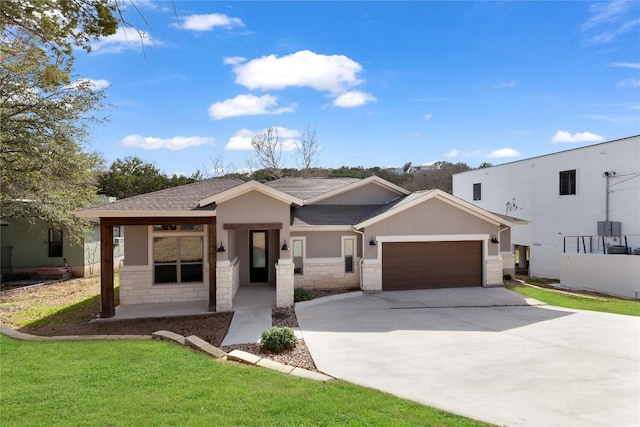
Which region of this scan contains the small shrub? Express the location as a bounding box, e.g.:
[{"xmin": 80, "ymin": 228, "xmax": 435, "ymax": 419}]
[
  {"xmin": 261, "ymin": 326, "xmax": 297, "ymax": 353},
  {"xmin": 503, "ymin": 273, "xmax": 513, "ymax": 281},
  {"xmin": 294, "ymin": 287, "xmax": 313, "ymax": 302}
]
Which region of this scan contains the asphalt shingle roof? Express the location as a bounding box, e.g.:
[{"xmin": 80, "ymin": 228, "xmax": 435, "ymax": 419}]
[
  {"xmin": 266, "ymin": 178, "xmax": 361, "ymax": 200},
  {"xmin": 82, "ymin": 178, "xmax": 244, "ymax": 212},
  {"xmin": 292, "ymin": 205, "xmax": 385, "ymax": 226}
]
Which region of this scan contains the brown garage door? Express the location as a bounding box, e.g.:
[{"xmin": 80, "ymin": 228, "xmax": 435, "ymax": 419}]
[{"xmin": 382, "ymin": 241, "xmax": 482, "ymax": 290}]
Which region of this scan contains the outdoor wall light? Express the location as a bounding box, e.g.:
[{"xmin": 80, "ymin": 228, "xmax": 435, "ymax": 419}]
[
  {"xmin": 490, "ymin": 235, "xmax": 500, "ymax": 244},
  {"xmin": 369, "ymin": 237, "xmax": 377, "ymax": 246},
  {"xmin": 281, "ymin": 240, "xmax": 289, "ymax": 251},
  {"xmin": 216, "ymin": 241, "xmax": 226, "ymax": 252}
]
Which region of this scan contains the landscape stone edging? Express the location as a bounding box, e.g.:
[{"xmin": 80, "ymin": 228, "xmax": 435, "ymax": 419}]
[
  {"xmin": 1, "ymin": 324, "xmax": 333, "ymax": 382},
  {"xmin": 0, "ymin": 324, "xmax": 151, "ymax": 341}
]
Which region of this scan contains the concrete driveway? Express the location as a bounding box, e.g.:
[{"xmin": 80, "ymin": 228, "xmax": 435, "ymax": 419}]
[{"xmin": 295, "ymin": 288, "xmax": 640, "ymax": 427}]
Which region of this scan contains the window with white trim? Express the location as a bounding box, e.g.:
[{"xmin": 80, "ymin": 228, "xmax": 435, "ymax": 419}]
[
  {"xmin": 292, "ymin": 238, "xmax": 304, "ymax": 275},
  {"xmin": 343, "ymin": 237, "xmax": 355, "ymax": 273},
  {"xmin": 152, "ymin": 225, "xmax": 204, "ymax": 284}
]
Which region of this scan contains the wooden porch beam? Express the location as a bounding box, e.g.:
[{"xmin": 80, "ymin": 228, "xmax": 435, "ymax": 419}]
[
  {"xmin": 99, "ymin": 222, "xmax": 115, "ymax": 318},
  {"xmin": 223, "ymin": 222, "xmax": 282, "ymax": 230},
  {"xmin": 208, "ymin": 217, "xmax": 217, "ymax": 311},
  {"xmin": 100, "ymin": 217, "xmax": 212, "ymax": 226}
]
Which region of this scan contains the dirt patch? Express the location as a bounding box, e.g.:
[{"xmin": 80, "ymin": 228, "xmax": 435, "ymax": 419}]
[
  {"xmin": 0, "ymin": 277, "xmax": 232, "ymax": 346},
  {"xmin": 272, "ymin": 307, "xmax": 298, "ymax": 327}
]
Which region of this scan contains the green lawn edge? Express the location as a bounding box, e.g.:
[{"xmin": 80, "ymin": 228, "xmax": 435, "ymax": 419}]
[
  {"xmin": 507, "ymin": 284, "xmax": 640, "ymax": 316},
  {"xmin": 0, "ymin": 335, "xmax": 492, "ymax": 427}
]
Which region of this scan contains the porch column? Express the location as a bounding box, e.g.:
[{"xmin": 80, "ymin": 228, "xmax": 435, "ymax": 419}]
[
  {"xmin": 208, "ymin": 217, "xmax": 217, "ymax": 311},
  {"xmin": 99, "ymin": 221, "xmax": 115, "ymax": 318}
]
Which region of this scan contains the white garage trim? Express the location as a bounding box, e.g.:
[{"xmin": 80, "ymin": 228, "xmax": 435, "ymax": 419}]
[{"xmin": 376, "ymin": 234, "xmax": 490, "ymax": 287}]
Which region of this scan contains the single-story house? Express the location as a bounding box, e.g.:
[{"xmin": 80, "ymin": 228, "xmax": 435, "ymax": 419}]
[
  {"xmin": 1, "ymin": 197, "xmax": 124, "ymax": 282},
  {"xmin": 74, "ymin": 176, "xmax": 521, "ymax": 318}
]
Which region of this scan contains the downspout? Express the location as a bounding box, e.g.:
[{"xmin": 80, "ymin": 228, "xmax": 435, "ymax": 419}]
[{"xmin": 353, "ymin": 227, "xmax": 366, "ymax": 290}]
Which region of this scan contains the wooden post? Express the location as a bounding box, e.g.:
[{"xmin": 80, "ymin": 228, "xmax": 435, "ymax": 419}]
[
  {"xmin": 99, "ymin": 221, "xmax": 115, "ymax": 318},
  {"xmin": 208, "ymin": 217, "xmax": 217, "ymax": 311}
]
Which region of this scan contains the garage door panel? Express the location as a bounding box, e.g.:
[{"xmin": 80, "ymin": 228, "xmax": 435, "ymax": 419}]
[{"xmin": 382, "ymin": 241, "xmax": 482, "ymax": 290}]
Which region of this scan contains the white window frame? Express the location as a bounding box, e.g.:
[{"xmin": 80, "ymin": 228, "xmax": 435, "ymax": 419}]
[
  {"xmin": 148, "ymin": 225, "xmax": 207, "ymax": 285},
  {"xmin": 341, "ymin": 235, "xmax": 357, "ymax": 274},
  {"xmin": 291, "ymin": 236, "xmax": 306, "ymax": 275}
]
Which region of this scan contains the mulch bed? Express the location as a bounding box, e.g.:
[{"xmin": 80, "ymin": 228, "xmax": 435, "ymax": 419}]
[{"xmin": 20, "ymin": 314, "xmax": 234, "ymax": 347}]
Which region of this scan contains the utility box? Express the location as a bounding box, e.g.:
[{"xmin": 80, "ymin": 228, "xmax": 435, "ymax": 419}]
[{"xmin": 597, "ymin": 221, "xmax": 621, "ymax": 236}]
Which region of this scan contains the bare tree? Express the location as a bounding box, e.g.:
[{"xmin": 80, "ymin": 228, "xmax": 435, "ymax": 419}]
[
  {"xmin": 251, "ymin": 126, "xmax": 283, "ymax": 179},
  {"xmin": 202, "ymin": 152, "xmax": 234, "ymax": 178},
  {"xmin": 295, "ymin": 126, "xmax": 319, "ymax": 176}
]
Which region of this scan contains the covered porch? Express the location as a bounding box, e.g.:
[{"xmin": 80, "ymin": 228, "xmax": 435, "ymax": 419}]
[{"xmin": 98, "ymin": 216, "xmax": 218, "ymax": 318}]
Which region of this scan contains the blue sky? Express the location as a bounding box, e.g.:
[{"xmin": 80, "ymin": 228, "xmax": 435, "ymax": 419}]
[{"xmin": 75, "ymin": 0, "xmax": 640, "ymax": 175}]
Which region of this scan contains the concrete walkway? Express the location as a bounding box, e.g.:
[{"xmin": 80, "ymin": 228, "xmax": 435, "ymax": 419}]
[
  {"xmin": 296, "ymin": 287, "xmax": 640, "ymax": 427},
  {"xmin": 222, "ymin": 286, "xmax": 275, "ymax": 346}
]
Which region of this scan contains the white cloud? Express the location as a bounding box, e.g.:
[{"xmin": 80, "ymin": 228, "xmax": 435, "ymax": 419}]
[
  {"xmin": 67, "ymin": 78, "xmax": 110, "ymax": 91},
  {"xmin": 91, "ymin": 27, "xmax": 159, "ymax": 54},
  {"xmin": 493, "ymin": 81, "xmax": 518, "ymax": 89},
  {"xmin": 617, "ymin": 78, "xmax": 640, "ymax": 87},
  {"xmin": 581, "ymin": 0, "xmax": 640, "ymax": 44},
  {"xmin": 445, "ymin": 149, "xmax": 484, "ymax": 158},
  {"xmin": 423, "ymin": 113, "xmax": 432, "ymax": 121},
  {"xmin": 332, "ymin": 91, "xmax": 376, "ymax": 108},
  {"xmin": 610, "ymin": 62, "xmax": 640, "ymax": 69},
  {"xmin": 120, "ymin": 134, "xmax": 214, "ymax": 150},
  {"xmin": 223, "ymin": 56, "xmax": 246, "ymax": 65},
  {"xmin": 228, "ymin": 50, "xmax": 364, "ymax": 94},
  {"xmin": 551, "ymin": 130, "xmax": 604, "ymax": 143},
  {"xmin": 208, "ymin": 94, "xmax": 295, "ymax": 120},
  {"xmin": 173, "ymin": 13, "xmax": 244, "ymax": 31},
  {"xmin": 486, "ymin": 148, "xmax": 521, "ymax": 159},
  {"xmin": 225, "ymin": 127, "xmax": 300, "ymax": 151}
]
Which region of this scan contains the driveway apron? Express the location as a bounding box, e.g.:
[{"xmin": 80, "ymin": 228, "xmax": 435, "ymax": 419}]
[{"xmin": 295, "ymin": 288, "xmax": 640, "ymax": 427}]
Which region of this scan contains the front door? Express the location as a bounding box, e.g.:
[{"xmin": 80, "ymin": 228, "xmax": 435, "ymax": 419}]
[{"xmin": 250, "ymin": 230, "xmax": 269, "ymax": 283}]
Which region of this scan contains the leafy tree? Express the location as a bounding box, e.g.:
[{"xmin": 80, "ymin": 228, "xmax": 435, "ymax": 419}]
[
  {"xmin": 406, "ymin": 161, "xmax": 471, "ymax": 193},
  {"xmin": 0, "ymin": 37, "xmax": 105, "ymax": 240},
  {"xmin": 98, "ymin": 156, "xmax": 201, "ymax": 199},
  {"xmin": 0, "ymin": 0, "xmax": 119, "ymax": 58},
  {"xmin": 478, "ymin": 162, "xmax": 493, "ymax": 169}
]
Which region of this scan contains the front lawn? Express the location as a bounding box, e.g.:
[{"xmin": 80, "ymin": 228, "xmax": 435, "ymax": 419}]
[
  {"xmin": 507, "ymin": 284, "xmax": 640, "ymax": 316},
  {"xmin": 0, "ymin": 335, "xmax": 491, "ymax": 426}
]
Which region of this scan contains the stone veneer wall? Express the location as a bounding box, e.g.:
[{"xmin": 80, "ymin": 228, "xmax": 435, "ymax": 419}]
[
  {"xmin": 293, "ymin": 259, "xmax": 360, "ymax": 290},
  {"xmin": 361, "ymin": 261, "xmax": 381, "ymax": 292},
  {"xmin": 501, "ymin": 252, "xmax": 515, "ymax": 277},
  {"xmin": 275, "ymin": 261, "xmax": 294, "ymax": 307},
  {"xmin": 486, "ymin": 256, "xmax": 503, "ymax": 286},
  {"xmin": 119, "ymin": 265, "xmax": 208, "ymax": 304},
  {"xmin": 216, "ymin": 259, "xmax": 239, "ymax": 312}
]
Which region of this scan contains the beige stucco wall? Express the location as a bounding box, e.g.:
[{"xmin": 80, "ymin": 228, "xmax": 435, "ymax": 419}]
[
  {"xmin": 319, "ymin": 183, "xmax": 401, "ymax": 205},
  {"xmin": 215, "ymin": 191, "xmax": 290, "ymax": 285},
  {"xmin": 364, "ymin": 198, "xmax": 501, "ymax": 259},
  {"xmin": 290, "ymin": 231, "xmax": 362, "ymax": 258},
  {"xmin": 123, "ymin": 225, "xmax": 148, "ymax": 266}
]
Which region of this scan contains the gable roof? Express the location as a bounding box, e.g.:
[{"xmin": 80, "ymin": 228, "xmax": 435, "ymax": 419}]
[
  {"xmin": 265, "ymin": 177, "xmax": 361, "ymax": 200},
  {"xmin": 74, "ymin": 178, "xmax": 244, "ymax": 218},
  {"xmin": 303, "ymin": 176, "xmax": 410, "ymax": 204},
  {"xmin": 198, "ymin": 180, "xmax": 303, "ymax": 207},
  {"xmin": 355, "ymin": 189, "xmax": 516, "ymax": 229}
]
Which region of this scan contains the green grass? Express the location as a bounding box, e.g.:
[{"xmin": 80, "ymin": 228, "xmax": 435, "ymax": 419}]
[
  {"xmin": 507, "ymin": 284, "xmax": 640, "ymax": 317},
  {"xmin": 0, "ymin": 335, "xmax": 491, "ymax": 427}
]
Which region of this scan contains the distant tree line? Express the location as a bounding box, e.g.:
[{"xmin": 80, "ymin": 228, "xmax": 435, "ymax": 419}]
[{"xmin": 98, "ymin": 156, "xmax": 492, "ymax": 199}]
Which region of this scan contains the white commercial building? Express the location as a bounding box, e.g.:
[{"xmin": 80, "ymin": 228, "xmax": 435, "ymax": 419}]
[{"xmin": 453, "ymin": 135, "xmax": 640, "ymax": 299}]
